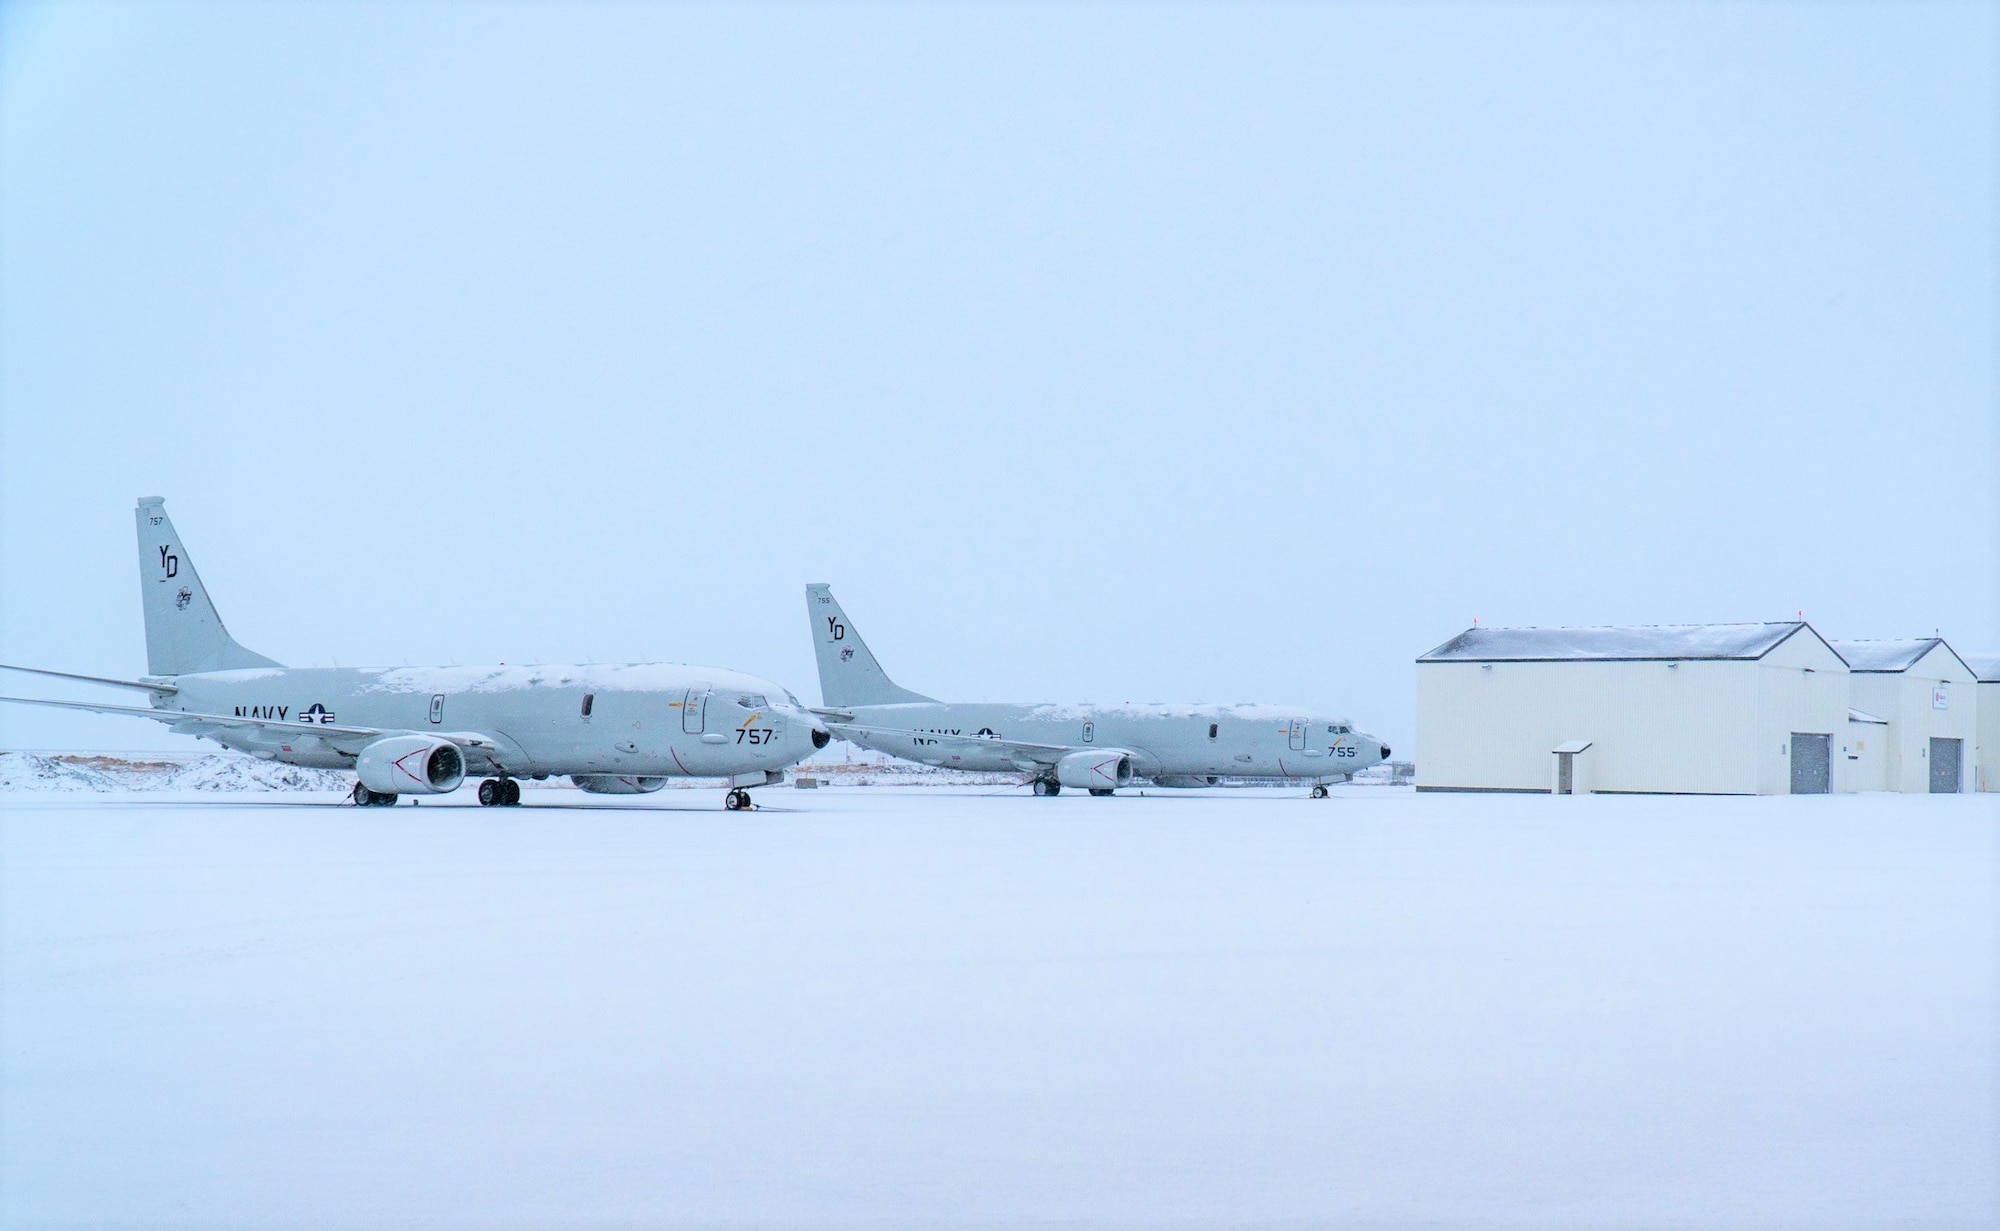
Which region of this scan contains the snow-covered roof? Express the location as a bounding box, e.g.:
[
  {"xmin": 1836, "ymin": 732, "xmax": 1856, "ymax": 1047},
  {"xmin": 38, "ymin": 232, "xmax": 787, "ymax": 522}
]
[
  {"xmin": 1828, "ymin": 638, "xmax": 1966, "ymax": 675},
  {"xmin": 1417, "ymin": 622, "xmax": 1811, "ymax": 664},
  {"xmin": 1847, "ymin": 708, "xmax": 1887, "ymax": 726},
  {"xmin": 1963, "ymin": 654, "xmax": 2000, "ymax": 683}
]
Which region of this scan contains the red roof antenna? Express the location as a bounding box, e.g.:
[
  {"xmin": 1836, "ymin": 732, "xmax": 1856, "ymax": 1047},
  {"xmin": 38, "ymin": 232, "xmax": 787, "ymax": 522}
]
[{"xmin": 1472, "ymin": 616, "xmax": 1479, "ymax": 626}]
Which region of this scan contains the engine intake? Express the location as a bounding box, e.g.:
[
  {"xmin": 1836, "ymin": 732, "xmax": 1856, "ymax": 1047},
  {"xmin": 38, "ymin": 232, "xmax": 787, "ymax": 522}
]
[
  {"xmin": 356, "ymin": 735, "xmax": 465, "ymax": 795},
  {"xmin": 1056, "ymin": 749, "xmax": 1133, "ymax": 791}
]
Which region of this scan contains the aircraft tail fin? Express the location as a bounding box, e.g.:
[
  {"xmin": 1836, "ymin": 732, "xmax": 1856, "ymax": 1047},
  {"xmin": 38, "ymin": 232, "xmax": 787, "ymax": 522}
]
[
  {"xmin": 134, "ymin": 498, "xmax": 281, "ymax": 676},
  {"xmin": 804, "ymin": 584, "xmax": 933, "ymax": 708}
]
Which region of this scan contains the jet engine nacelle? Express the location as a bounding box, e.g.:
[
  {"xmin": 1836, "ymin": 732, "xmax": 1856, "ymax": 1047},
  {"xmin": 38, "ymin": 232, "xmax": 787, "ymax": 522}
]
[
  {"xmin": 571, "ymin": 774, "xmax": 667, "ymax": 795},
  {"xmin": 356, "ymin": 735, "xmax": 465, "ymax": 795},
  {"xmin": 1056, "ymin": 748, "xmax": 1133, "ymax": 791}
]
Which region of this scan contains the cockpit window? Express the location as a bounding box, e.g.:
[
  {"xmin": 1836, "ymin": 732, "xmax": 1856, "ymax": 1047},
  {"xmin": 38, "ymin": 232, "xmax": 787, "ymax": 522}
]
[
  {"xmin": 1330, "ymin": 724, "xmax": 1350, "ymax": 735},
  {"xmin": 785, "ymin": 691, "xmax": 802, "ymax": 707},
  {"xmin": 737, "ymin": 694, "xmax": 768, "ymax": 709}
]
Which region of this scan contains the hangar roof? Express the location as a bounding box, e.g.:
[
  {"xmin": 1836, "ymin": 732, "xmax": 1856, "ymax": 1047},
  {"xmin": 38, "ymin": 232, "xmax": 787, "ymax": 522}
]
[
  {"xmin": 1961, "ymin": 653, "xmax": 2000, "ymax": 682},
  {"xmin": 1829, "ymin": 638, "xmax": 1974, "ymax": 676},
  {"xmin": 1417, "ymin": 622, "xmax": 1816, "ymax": 664}
]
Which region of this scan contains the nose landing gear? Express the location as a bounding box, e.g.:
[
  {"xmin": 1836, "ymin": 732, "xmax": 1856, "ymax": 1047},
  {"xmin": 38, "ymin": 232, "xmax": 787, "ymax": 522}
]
[
  {"xmin": 1310, "ymin": 784, "xmax": 1330, "ymax": 799},
  {"xmin": 477, "ymin": 778, "xmax": 522, "ymax": 806},
  {"xmin": 724, "ymin": 788, "xmax": 754, "ymax": 811}
]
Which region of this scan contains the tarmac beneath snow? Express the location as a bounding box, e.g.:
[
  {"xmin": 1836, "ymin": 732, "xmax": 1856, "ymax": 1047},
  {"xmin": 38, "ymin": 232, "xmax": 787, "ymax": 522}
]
[{"xmin": 2, "ymin": 784, "xmax": 1993, "ymax": 1229}]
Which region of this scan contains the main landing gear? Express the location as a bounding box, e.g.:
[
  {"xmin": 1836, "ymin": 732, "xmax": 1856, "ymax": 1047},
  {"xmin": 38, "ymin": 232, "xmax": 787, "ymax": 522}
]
[
  {"xmin": 477, "ymin": 778, "xmax": 522, "ymax": 807},
  {"xmin": 724, "ymin": 788, "xmax": 754, "ymax": 811},
  {"xmin": 1032, "ymin": 779, "xmax": 1061, "ymax": 797},
  {"xmin": 351, "ymin": 783, "xmax": 397, "ymax": 807}
]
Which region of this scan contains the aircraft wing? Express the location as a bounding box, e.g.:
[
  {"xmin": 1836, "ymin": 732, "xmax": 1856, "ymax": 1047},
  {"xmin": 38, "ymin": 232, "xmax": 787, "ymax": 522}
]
[
  {"xmin": 827, "ymin": 722, "xmax": 1073, "ymax": 768},
  {"xmin": 0, "ymin": 694, "xmax": 495, "ymax": 753}
]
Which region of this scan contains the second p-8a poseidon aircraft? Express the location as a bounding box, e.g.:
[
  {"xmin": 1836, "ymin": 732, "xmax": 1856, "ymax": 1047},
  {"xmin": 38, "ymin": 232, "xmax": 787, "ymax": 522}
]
[
  {"xmin": 0, "ymin": 499, "xmax": 830, "ymax": 809},
  {"xmin": 806, "ymin": 585, "xmax": 1389, "ymax": 797}
]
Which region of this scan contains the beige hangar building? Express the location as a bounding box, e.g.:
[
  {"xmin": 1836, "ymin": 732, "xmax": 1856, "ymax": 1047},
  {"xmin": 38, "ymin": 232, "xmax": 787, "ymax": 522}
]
[
  {"xmin": 1414, "ymin": 622, "xmax": 1986, "ymax": 795},
  {"xmin": 1970, "ymin": 655, "xmax": 2000, "ymax": 792},
  {"xmin": 1830, "ymin": 640, "xmax": 1978, "ymax": 793}
]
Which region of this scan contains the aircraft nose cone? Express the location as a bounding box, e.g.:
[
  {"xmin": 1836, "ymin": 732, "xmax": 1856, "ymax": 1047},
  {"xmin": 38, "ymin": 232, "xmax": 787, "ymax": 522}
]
[{"xmin": 811, "ymin": 726, "xmax": 831, "ymax": 750}]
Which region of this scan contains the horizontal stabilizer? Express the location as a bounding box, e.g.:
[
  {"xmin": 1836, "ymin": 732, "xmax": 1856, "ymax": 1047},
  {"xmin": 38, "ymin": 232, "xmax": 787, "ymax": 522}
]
[{"xmin": 0, "ymin": 663, "xmax": 177, "ymax": 694}]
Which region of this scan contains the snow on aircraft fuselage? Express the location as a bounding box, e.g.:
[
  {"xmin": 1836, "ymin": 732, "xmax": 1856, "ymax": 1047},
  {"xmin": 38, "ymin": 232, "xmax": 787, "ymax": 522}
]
[
  {"xmin": 0, "ymin": 499, "xmax": 829, "ymax": 809},
  {"xmin": 805, "ymin": 584, "xmax": 1390, "ymax": 797}
]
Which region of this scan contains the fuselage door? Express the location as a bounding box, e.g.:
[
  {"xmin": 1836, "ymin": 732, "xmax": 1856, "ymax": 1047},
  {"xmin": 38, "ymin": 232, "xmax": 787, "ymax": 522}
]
[
  {"xmin": 1288, "ymin": 719, "xmax": 1306, "ymax": 751},
  {"xmin": 1082, "ymin": 720, "xmax": 1094, "ymax": 744},
  {"xmin": 682, "ymin": 687, "xmax": 708, "ymax": 734},
  {"xmin": 429, "ymin": 694, "xmax": 444, "ymax": 725}
]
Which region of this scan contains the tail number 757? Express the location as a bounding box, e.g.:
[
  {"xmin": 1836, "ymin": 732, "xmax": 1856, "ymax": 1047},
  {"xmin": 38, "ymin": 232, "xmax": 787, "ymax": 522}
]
[{"xmin": 737, "ymin": 727, "xmax": 776, "ymax": 745}]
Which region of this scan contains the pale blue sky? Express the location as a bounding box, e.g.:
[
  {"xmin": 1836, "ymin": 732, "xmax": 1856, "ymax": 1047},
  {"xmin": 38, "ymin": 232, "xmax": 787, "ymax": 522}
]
[{"xmin": 2, "ymin": 1, "xmax": 1993, "ymax": 756}]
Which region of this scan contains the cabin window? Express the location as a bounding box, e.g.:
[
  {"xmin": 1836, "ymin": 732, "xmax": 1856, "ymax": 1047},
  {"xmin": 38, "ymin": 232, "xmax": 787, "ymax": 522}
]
[
  {"xmin": 429, "ymin": 694, "xmax": 444, "ymax": 724},
  {"xmin": 1208, "ymin": 723, "xmax": 1219, "ymax": 739},
  {"xmin": 581, "ymin": 693, "xmax": 594, "ymax": 718}
]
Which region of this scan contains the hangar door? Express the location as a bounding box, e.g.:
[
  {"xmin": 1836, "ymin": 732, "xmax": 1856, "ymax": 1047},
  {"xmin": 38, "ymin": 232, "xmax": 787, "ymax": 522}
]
[
  {"xmin": 1790, "ymin": 733, "xmax": 1831, "ymax": 794},
  {"xmin": 1929, "ymin": 738, "xmax": 1962, "ymax": 793}
]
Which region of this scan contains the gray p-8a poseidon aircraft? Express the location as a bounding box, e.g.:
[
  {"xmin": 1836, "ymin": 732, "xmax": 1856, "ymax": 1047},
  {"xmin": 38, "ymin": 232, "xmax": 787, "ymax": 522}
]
[
  {"xmin": 805, "ymin": 585, "xmax": 1388, "ymax": 797},
  {"xmin": 0, "ymin": 499, "xmax": 829, "ymax": 809}
]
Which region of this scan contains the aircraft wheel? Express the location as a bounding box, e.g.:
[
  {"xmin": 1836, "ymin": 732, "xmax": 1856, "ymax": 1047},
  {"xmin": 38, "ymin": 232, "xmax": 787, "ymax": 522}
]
[
  {"xmin": 1033, "ymin": 779, "xmax": 1060, "ymax": 797},
  {"xmin": 372, "ymin": 791, "xmax": 397, "ymax": 806},
  {"xmin": 1311, "ymin": 784, "xmax": 1329, "ymax": 799},
  {"xmin": 477, "ymin": 780, "xmax": 500, "ymax": 806},
  {"xmin": 351, "ymin": 782, "xmax": 376, "ymax": 807},
  {"xmin": 1088, "ymin": 788, "xmax": 1113, "ymax": 797},
  {"xmin": 725, "ymin": 788, "xmax": 751, "ymax": 811},
  {"xmin": 503, "ymin": 779, "xmax": 521, "ymax": 806}
]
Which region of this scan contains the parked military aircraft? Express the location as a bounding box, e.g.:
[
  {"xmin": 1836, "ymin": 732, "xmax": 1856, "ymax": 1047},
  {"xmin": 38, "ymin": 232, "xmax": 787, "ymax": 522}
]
[
  {"xmin": 0, "ymin": 499, "xmax": 829, "ymax": 809},
  {"xmin": 805, "ymin": 584, "xmax": 1388, "ymax": 797}
]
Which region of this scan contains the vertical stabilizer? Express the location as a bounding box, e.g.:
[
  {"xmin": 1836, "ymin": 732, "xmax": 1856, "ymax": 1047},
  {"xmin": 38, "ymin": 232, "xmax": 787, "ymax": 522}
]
[
  {"xmin": 804, "ymin": 584, "xmax": 933, "ymax": 708},
  {"xmin": 134, "ymin": 498, "xmax": 281, "ymax": 675}
]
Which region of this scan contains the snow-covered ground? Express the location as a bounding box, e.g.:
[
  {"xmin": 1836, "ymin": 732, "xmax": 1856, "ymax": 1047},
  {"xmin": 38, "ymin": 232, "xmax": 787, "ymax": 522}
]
[
  {"xmin": 0, "ymin": 751, "xmax": 354, "ymax": 793},
  {"xmin": 0, "ymin": 750, "xmax": 1417, "ymax": 793},
  {"xmin": 1, "ymin": 786, "xmax": 1992, "ymax": 1228}
]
